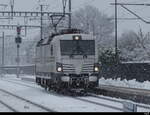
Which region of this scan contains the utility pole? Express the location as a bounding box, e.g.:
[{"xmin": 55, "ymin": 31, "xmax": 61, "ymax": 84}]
[
  {"xmin": 1, "ymin": 32, "xmax": 5, "ymax": 77},
  {"xmin": 115, "ymin": 0, "xmax": 118, "ymax": 64},
  {"xmin": 2, "ymin": 32, "xmax": 4, "ymax": 70},
  {"xmin": 110, "ymin": 2, "xmax": 150, "ymax": 63},
  {"xmin": 40, "ymin": 5, "xmax": 43, "ymax": 40},
  {"xmin": 15, "ymin": 26, "xmax": 22, "ymax": 78},
  {"xmin": 10, "ymin": 0, "xmax": 14, "ymax": 18},
  {"xmin": 69, "ymin": 0, "xmax": 72, "ymax": 29},
  {"xmin": 16, "ymin": 44, "xmax": 20, "ymax": 78}
]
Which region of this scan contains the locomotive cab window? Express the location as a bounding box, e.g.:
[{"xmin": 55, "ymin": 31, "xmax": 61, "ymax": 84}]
[{"xmin": 60, "ymin": 40, "xmax": 95, "ymax": 56}]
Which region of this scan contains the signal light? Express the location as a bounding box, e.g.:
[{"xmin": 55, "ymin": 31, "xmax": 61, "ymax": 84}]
[
  {"xmin": 17, "ymin": 26, "xmax": 21, "ymax": 35},
  {"xmin": 15, "ymin": 36, "xmax": 22, "ymax": 44}
]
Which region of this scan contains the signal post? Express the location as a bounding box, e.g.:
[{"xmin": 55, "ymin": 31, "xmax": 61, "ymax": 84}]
[{"xmin": 15, "ymin": 26, "xmax": 22, "ymax": 78}]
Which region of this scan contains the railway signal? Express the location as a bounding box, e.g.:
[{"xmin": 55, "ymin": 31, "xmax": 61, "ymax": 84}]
[
  {"xmin": 15, "ymin": 26, "xmax": 22, "ymax": 78},
  {"xmin": 15, "ymin": 26, "xmax": 22, "ymax": 44},
  {"xmin": 17, "ymin": 26, "xmax": 21, "ymax": 36},
  {"xmin": 15, "ymin": 36, "xmax": 22, "ymax": 44}
]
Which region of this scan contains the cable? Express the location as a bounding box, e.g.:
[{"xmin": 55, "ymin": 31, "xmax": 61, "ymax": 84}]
[{"xmin": 112, "ymin": 0, "xmax": 150, "ymax": 23}]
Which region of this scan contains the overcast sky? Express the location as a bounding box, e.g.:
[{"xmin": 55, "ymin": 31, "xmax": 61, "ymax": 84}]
[{"xmin": 0, "ymin": 0, "xmax": 150, "ymax": 37}]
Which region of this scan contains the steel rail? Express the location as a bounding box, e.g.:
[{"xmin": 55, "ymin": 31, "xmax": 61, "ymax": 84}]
[
  {"xmin": 88, "ymin": 93, "xmax": 123, "ymax": 103},
  {"xmin": 75, "ymin": 97, "xmax": 123, "ymax": 111},
  {"xmin": 0, "ymin": 88, "xmax": 56, "ymax": 112},
  {"xmin": 0, "ymin": 100, "xmax": 18, "ymax": 112}
]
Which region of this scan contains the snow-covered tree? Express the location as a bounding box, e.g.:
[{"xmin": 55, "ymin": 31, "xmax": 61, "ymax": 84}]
[{"xmin": 98, "ymin": 47, "xmax": 116, "ymax": 65}]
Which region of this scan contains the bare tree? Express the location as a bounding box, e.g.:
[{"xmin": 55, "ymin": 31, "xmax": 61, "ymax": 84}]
[
  {"xmin": 72, "ymin": 5, "xmax": 114, "ymax": 47},
  {"xmin": 134, "ymin": 27, "xmax": 150, "ymax": 58},
  {"xmin": 119, "ymin": 29, "xmax": 150, "ymax": 61}
]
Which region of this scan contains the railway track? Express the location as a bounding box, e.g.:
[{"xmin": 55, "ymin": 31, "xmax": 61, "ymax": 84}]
[
  {"xmin": 98, "ymin": 85, "xmax": 150, "ymax": 96},
  {"xmin": 0, "ymin": 100, "xmax": 17, "ymax": 112},
  {"xmin": 74, "ymin": 96, "xmax": 124, "ymax": 112},
  {"xmin": 4, "ymin": 76, "xmax": 149, "ymax": 97},
  {"xmin": 87, "ymin": 94, "xmax": 150, "ymax": 112},
  {"xmin": 93, "ymin": 85, "xmax": 150, "ymax": 105},
  {"xmin": 72, "ymin": 93, "xmax": 150, "ymax": 112},
  {"xmin": 1, "ymin": 77, "xmax": 150, "ymax": 112},
  {"xmin": 0, "ymin": 78, "xmax": 124, "ymax": 112},
  {"xmin": 0, "ymin": 88, "xmax": 55, "ymax": 112},
  {"xmin": 0, "ymin": 78, "xmax": 125, "ymax": 112}
]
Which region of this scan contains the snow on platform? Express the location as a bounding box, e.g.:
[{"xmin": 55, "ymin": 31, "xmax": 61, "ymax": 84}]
[
  {"xmin": 2, "ymin": 74, "xmax": 35, "ymax": 82},
  {"xmin": 99, "ymin": 77, "xmax": 150, "ymax": 90}
]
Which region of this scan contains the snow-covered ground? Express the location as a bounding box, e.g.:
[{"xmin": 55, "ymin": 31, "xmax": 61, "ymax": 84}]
[
  {"xmin": 0, "ymin": 75, "xmax": 122, "ymax": 112},
  {"xmin": 0, "ymin": 74, "xmax": 149, "ymax": 112},
  {"xmin": 99, "ymin": 77, "xmax": 150, "ymax": 90}
]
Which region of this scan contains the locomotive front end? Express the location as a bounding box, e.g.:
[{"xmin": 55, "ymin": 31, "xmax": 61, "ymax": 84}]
[{"xmin": 58, "ymin": 34, "xmax": 99, "ymax": 89}]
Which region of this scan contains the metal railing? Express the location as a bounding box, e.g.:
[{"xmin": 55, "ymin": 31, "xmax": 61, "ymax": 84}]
[
  {"xmin": 88, "ymin": 93, "xmax": 150, "ymax": 112},
  {"xmin": 123, "ymin": 101, "xmax": 150, "ymax": 112}
]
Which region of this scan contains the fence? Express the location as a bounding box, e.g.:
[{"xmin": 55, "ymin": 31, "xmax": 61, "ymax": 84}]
[{"xmin": 0, "ymin": 65, "xmax": 35, "ymax": 75}]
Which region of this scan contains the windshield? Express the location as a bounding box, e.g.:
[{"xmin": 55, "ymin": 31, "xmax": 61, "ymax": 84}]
[{"xmin": 60, "ymin": 40, "xmax": 95, "ymax": 56}]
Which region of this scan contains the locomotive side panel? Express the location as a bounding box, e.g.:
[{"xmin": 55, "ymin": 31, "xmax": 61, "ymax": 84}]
[
  {"xmin": 42, "ymin": 45, "xmax": 55, "ymax": 73},
  {"xmin": 36, "ymin": 46, "xmax": 43, "ymax": 73}
]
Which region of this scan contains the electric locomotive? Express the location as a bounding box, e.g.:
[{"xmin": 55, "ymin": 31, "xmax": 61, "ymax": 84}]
[{"xmin": 35, "ymin": 29, "xmax": 100, "ymax": 91}]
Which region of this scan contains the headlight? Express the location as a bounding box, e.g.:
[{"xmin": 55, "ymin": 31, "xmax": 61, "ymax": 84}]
[
  {"xmin": 94, "ymin": 67, "xmax": 99, "ymax": 72},
  {"xmin": 56, "ymin": 62, "xmax": 63, "ymax": 72},
  {"xmin": 57, "ymin": 67, "xmax": 63, "ymax": 72},
  {"xmin": 94, "ymin": 63, "xmax": 100, "ymax": 72}
]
